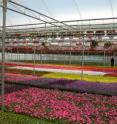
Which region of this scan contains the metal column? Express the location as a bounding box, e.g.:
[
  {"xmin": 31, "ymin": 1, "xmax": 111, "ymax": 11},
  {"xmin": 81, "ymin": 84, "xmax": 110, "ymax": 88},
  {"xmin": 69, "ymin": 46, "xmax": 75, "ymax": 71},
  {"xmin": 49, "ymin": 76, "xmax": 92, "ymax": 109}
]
[
  {"xmin": 1, "ymin": 0, "xmax": 7, "ymax": 111},
  {"xmin": 81, "ymin": 36, "xmax": 85, "ymax": 80}
]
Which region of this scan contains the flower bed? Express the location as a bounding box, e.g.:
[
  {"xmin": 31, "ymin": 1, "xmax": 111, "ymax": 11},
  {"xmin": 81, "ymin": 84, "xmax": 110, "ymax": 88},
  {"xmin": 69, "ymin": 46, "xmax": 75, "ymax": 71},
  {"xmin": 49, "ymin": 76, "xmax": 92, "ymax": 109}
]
[
  {"xmin": 6, "ymin": 68, "xmax": 117, "ymax": 83},
  {"xmin": 5, "ymin": 73, "xmax": 39, "ymax": 83},
  {"xmin": 6, "ymin": 62, "xmax": 117, "ymax": 73},
  {"xmin": 0, "ymin": 84, "xmax": 30, "ymax": 94},
  {"xmin": 42, "ymin": 72, "xmax": 117, "ymax": 83},
  {"xmin": 105, "ymin": 73, "xmax": 117, "ymax": 77},
  {"xmin": 4, "ymin": 73, "xmax": 117, "ymax": 95},
  {"xmin": 4, "ymin": 62, "xmax": 117, "ymax": 96},
  {"xmin": 0, "ymin": 88, "xmax": 116, "ymax": 124}
]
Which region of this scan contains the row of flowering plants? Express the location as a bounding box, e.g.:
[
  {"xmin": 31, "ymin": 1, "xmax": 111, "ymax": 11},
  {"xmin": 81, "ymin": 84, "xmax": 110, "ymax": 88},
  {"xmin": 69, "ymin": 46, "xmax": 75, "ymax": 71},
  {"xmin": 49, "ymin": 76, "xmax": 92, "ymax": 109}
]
[
  {"xmin": 105, "ymin": 73, "xmax": 117, "ymax": 77},
  {"xmin": 5, "ymin": 73, "xmax": 39, "ymax": 83},
  {"xmin": 6, "ymin": 68, "xmax": 117, "ymax": 83},
  {"xmin": 4, "ymin": 73, "xmax": 117, "ymax": 96},
  {"xmin": 5, "ymin": 62, "xmax": 117, "ymax": 73},
  {"xmin": 0, "ymin": 87, "xmax": 116, "ymax": 124},
  {"xmin": 42, "ymin": 72, "xmax": 117, "ymax": 83}
]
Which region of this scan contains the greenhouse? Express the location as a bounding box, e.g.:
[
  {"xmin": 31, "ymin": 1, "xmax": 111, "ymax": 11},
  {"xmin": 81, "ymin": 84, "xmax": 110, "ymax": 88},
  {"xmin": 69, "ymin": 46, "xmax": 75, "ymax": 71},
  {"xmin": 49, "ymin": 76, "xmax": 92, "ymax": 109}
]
[{"xmin": 0, "ymin": 0, "xmax": 117, "ymax": 123}]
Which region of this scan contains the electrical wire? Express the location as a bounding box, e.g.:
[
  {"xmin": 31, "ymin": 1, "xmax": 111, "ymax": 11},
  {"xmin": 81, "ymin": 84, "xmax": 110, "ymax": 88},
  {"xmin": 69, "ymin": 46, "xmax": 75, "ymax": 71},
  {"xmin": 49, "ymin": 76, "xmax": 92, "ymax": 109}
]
[
  {"xmin": 41, "ymin": 0, "xmax": 55, "ymax": 27},
  {"xmin": 41, "ymin": 0, "xmax": 53, "ymax": 18},
  {"xmin": 109, "ymin": 0, "xmax": 114, "ymax": 18},
  {"xmin": 72, "ymin": 0, "xmax": 82, "ymax": 19},
  {"xmin": 109, "ymin": 0, "xmax": 114, "ymax": 29},
  {"xmin": 72, "ymin": 0, "xmax": 83, "ymax": 35}
]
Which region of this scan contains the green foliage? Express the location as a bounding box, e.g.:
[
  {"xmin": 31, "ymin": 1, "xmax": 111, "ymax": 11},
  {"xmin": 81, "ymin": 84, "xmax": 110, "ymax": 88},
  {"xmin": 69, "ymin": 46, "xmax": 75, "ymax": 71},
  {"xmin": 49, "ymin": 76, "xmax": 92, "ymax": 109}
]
[
  {"xmin": 104, "ymin": 42, "xmax": 112, "ymax": 48},
  {"xmin": 91, "ymin": 41, "xmax": 98, "ymax": 48},
  {"xmin": 0, "ymin": 112, "xmax": 70, "ymax": 124},
  {"xmin": 11, "ymin": 103, "xmax": 15, "ymax": 112}
]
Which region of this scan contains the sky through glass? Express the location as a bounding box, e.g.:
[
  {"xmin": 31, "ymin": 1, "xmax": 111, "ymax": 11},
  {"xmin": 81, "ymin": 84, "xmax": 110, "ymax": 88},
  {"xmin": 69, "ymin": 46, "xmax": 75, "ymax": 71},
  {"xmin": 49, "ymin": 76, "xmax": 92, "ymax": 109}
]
[{"xmin": 0, "ymin": 0, "xmax": 117, "ymax": 26}]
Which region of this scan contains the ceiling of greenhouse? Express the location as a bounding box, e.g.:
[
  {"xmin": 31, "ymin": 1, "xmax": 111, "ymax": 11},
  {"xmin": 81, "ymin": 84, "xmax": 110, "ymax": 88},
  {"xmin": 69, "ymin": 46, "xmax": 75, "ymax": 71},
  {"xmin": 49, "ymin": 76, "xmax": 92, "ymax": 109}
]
[{"xmin": 0, "ymin": 0, "xmax": 117, "ymax": 26}]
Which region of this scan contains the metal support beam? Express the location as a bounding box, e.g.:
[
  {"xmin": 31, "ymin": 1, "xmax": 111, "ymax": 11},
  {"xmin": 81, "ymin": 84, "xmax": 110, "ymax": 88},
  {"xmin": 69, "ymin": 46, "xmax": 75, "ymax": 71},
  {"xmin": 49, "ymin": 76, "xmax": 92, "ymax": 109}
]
[
  {"xmin": 81, "ymin": 37, "xmax": 85, "ymax": 80},
  {"xmin": 1, "ymin": 0, "xmax": 7, "ymax": 111},
  {"xmin": 0, "ymin": 5, "xmax": 61, "ymax": 28},
  {"xmin": 8, "ymin": 0, "xmax": 75, "ymax": 30}
]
